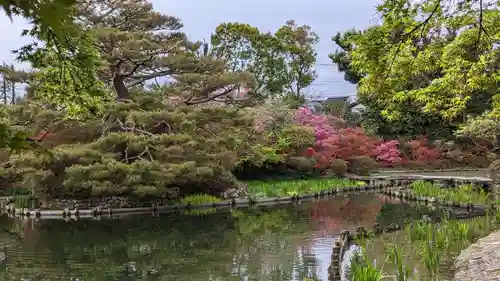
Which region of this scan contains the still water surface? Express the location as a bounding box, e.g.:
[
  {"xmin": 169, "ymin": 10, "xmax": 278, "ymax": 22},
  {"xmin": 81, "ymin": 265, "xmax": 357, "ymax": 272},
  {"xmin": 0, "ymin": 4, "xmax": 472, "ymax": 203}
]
[{"xmin": 0, "ymin": 194, "xmax": 445, "ymax": 281}]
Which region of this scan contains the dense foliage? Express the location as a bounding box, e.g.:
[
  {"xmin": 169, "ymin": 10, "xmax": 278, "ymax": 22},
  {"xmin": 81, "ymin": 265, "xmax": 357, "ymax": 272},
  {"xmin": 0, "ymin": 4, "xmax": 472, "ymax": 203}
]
[
  {"xmin": 211, "ymin": 20, "xmax": 319, "ymax": 103},
  {"xmin": 0, "ymin": 0, "xmax": 496, "ymax": 202},
  {"xmin": 330, "ymin": 0, "xmax": 500, "ymax": 144},
  {"xmin": 294, "ymin": 107, "xmax": 443, "ymax": 170}
]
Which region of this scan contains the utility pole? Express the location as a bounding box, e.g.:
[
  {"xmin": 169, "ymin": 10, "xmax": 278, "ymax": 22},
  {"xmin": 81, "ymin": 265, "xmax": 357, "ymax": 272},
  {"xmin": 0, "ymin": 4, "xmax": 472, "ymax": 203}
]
[{"xmin": 1, "ymin": 71, "xmax": 7, "ymax": 105}]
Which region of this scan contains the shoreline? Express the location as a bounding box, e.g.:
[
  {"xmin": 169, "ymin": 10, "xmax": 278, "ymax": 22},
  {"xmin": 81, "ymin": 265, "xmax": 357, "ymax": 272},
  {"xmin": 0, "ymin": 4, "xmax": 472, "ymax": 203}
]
[{"xmin": 0, "ymin": 173, "xmax": 493, "ymax": 219}]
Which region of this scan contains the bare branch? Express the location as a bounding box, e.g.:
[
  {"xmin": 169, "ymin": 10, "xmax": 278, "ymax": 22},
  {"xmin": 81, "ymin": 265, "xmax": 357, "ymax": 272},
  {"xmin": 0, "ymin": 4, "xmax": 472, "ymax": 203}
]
[{"xmin": 185, "ymin": 86, "xmax": 238, "ymax": 105}]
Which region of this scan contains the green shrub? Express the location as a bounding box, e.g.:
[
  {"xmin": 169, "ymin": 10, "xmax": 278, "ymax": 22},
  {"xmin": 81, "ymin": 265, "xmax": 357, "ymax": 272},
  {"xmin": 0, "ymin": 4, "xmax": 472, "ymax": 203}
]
[
  {"xmin": 348, "ymin": 156, "xmax": 378, "ymax": 176},
  {"xmin": 328, "ymin": 159, "xmax": 348, "ymax": 176},
  {"xmin": 287, "ymin": 156, "xmax": 315, "ymax": 172}
]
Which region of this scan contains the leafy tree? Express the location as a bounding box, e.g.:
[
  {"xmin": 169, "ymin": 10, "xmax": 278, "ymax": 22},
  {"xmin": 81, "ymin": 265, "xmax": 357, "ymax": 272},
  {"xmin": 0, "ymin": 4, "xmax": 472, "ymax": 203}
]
[
  {"xmin": 211, "ymin": 20, "xmax": 318, "ymax": 100},
  {"xmin": 24, "ymin": 34, "xmax": 109, "ymax": 116},
  {"xmin": 329, "ymin": 30, "xmax": 363, "ymax": 85},
  {"xmin": 75, "ymin": 0, "xmax": 253, "ymax": 102},
  {"xmin": 329, "ymin": 27, "xmax": 451, "ymax": 139},
  {"xmin": 351, "ymin": 0, "xmax": 500, "ymax": 120},
  {"xmin": 274, "ymin": 20, "xmax": 319, "ymax": 97},
  {"xmin": 330, "ymin": 0, "xmax": 500, "ymax": 140},
  {"xmin": 9, "ymin": 1, "xmax": 109, "ymax": 117},
  {"xmin": 0, "ymin": 0, "xmax": 83, "ymax": 152},
  {"xmin": 211, "ymin": 22, "xmax": 286, "ymax": 100},
  {"xmin": 1, "ymin": 0, "xmax": 75, "ymax": 38},
  {"xmin": 0, "ymin": 64, "xmax": 33, "ymax": 105}
]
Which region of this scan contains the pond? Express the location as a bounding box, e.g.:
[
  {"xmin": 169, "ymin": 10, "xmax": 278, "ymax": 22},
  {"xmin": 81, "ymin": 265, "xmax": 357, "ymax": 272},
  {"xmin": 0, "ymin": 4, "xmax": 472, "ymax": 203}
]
[{"xmin": 0, "ymin": 193, "xmax": 453, "ymax": 281}]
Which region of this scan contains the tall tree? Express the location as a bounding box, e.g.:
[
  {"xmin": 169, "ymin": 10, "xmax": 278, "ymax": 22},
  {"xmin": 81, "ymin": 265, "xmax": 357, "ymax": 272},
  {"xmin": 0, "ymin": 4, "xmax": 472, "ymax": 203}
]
[
  {"xmin": 330, "ymin": 0, "xmax": 500, "ymax": 139},
  {"xmin": 275, "ymin": 20, "xmax": 319, "ymax": 98},
  {"xmin": 211, "ymin": 20, "xmax": 319, "ymax": 100},
  {"xmin": 0, "ymin": 64, "xmax": 31, "ymax": 105},
  {"xmin": 329, "ymin": 30, "xmax": 363, "ymax": 85},
  {"xmin": 75, "ymin": 0, "xmax": 252, "ymax": 102},
  {"xmin": 351, "ymin": 0, "xmax": 500, "ymax": 120}
]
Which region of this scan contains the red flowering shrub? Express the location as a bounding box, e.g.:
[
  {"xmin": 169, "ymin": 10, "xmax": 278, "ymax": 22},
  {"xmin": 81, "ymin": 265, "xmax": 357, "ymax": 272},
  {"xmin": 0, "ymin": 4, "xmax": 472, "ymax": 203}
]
[
  {"xmin": 295, "ymin": 108, "xmax": 449, "ymax": 166},
  {"xmin": 406, "ymin": 137, "xmax": 442, "ymax": 165},
  {"xmin": 316, "ymin": 127, "xmax": 381, "ymax": 160},
  {"xmin": 292, "ymin": 107, "xmax": 447, "ymax": 170},
  {"xmin": 294, "ymin": 107, "xmax": 403, "ymax": 167}
]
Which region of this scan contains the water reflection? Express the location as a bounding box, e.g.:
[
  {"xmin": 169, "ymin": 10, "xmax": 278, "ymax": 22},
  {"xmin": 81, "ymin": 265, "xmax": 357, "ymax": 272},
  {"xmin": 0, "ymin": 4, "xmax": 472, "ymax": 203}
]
[{"xmin": 0, "ymin": 194, "xmax": 443, "ymax": 281}]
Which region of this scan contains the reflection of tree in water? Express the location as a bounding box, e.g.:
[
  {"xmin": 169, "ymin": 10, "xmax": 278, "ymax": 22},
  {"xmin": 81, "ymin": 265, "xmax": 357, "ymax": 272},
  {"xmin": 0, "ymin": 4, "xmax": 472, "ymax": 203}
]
[
  {"xmin": 231, "ymin": 209, "xmax": 320, "ymax": 281},
  {"xmin": 0, "ymin": 197, "xmax": 443, "ymax": 281},
  {"xmin": 309, "ymin": 194, "xmax": 384, "ymax": 236},
  {"xmin": 0, "ymin": 208, "xmax": 322, "ymax": 281},
  {"xmin": 308, "ymin": 194, "xmax": 443, "ymax": 235},
  {"xmin": 375, "ymin": 200, "xmax": 444, "ymax": 227}
]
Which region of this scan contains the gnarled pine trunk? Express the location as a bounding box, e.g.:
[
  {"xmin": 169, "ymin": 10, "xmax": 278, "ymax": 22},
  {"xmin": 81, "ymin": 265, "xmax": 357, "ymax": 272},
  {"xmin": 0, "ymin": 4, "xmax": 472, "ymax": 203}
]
[{"xmin": 112, "ymin": 73, "xmax": 131, "ymax": 100}]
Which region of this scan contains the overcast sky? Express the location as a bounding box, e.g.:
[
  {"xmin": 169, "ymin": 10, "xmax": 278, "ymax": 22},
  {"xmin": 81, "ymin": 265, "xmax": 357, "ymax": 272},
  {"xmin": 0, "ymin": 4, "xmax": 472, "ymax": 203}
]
[{"xmin": 0, "ymin": 0, "xmax": 381, "ymax": 98}]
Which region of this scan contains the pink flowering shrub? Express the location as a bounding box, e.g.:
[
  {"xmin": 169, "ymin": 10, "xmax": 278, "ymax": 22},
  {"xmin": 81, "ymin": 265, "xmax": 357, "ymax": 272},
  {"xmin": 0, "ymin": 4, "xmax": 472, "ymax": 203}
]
[
  {"xmin": 374, "ymin": 140, "xmax": 404, "ymax": 166},
  {"xmin": 293, "ymin": 107, "xmax": 444, "ymax": 169},
  {"xmin": 293, "ymin": 107, "xmax": 345, "ymax": 141}
]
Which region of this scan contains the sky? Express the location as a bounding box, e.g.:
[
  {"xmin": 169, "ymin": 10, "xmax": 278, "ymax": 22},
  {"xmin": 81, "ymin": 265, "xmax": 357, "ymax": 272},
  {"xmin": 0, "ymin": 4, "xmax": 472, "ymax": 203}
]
[{"xmin": 0, "ymin": 0, "xmax": 382, "ymax": 99}]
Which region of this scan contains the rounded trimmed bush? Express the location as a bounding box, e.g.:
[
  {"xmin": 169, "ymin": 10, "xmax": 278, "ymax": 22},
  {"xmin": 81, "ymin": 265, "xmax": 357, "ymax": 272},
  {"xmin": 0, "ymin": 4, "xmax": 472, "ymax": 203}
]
[
  {"xmin": 348, "ymin": 156, "xmax": 379, "ymax": 176},
  {"xmin": 328, "ymin": 159, "xmax": 348, "ymax": 176}
]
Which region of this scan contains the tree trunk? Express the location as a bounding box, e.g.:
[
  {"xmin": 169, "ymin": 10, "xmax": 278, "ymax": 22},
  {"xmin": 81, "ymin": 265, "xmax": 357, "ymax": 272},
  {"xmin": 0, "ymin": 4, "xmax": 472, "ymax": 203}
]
[
  {"xmin": 2, "ymin": 77, "xmax": 7, "ymax": 104},
  {"xmin": 10, "ymin": 81, "xmax": 15, "ymax": 104},
  {"xmin": 113, "ymin": 74, "xmax": 131, "ymax": 100}
]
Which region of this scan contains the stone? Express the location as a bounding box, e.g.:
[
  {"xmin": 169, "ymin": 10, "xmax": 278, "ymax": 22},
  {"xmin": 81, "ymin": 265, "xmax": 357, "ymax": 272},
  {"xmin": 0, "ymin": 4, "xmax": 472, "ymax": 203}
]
[
  {"xmin": 454, "ymin": 230, "xmax": 500, "ymax": 281},
  {"xmin": 489, "ymin": 160, "xmax": 500, "ymax": 201}
]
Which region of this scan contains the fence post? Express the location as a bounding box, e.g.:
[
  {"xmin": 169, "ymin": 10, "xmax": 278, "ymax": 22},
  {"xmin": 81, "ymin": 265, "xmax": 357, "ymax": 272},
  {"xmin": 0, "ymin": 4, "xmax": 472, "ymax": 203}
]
[{"xmin": 328, "ymin": 239, "xmax": 342, "ymax": 281}]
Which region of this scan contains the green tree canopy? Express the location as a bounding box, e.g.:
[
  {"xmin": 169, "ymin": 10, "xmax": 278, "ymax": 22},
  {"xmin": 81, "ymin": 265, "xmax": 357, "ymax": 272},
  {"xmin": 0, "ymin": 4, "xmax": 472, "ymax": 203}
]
[
  {"xmin": 330, "ymin": 0, "xmax": 500, "ymax": 139},
  {"xmin": 353, "ymin": 0, "xmax": 500, "ymax": 120},
  {"xmin": 73, "ymin": 0, "xmax": 253, "ymax": 102},
  {"xmin": 211, "ymin": 20, "xmax": 319, "ymax": 101}
]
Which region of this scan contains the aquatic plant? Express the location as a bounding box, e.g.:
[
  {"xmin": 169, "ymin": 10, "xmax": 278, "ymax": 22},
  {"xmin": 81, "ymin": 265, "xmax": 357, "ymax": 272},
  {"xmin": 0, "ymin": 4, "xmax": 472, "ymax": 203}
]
[
  {"xmin": 178, "ymin": 194, "xmax": 222, "ymax": 215},
  {"xmin": 410, "ymin": 180, "xmax": 490, "ymax": 205},
  {"xmin": 419, "ymin": 240, "xmax": 440, "ymax": 279},
  {"xmin": 434, "ymin": 226, "xmax": 449, "ymax": 251},
  {"xmin": 347, "ymin": 235, "xmax": 386, "ymax": 281},
  {"xmin": 349, "ymin": 252, "xmax": 386, "ymax": 281},
  {"xmin": 406, "ymin": 220, "xmax": 433, "ymax": 243},
  {"xmin": 385, "ymin": 243, "xmax": 413, "ymax": 281},
  {"xmin": 179, "ymin": 194, "xmax": 222, "ymax": 205},
  {"xmin": 245, "ymin": 178, "xmax": 365, "ymax": 198}
]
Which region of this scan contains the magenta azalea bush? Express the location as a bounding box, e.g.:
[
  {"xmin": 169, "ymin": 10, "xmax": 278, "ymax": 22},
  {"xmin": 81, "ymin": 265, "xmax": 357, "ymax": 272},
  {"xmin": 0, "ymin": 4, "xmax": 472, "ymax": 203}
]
[
  {"xmin": 293, "ymin": 106, "xmax": 441, "ymax": 168},
  {"xmin": 374, "ymin": 140, "xmax": 404, "ymax": 165}
]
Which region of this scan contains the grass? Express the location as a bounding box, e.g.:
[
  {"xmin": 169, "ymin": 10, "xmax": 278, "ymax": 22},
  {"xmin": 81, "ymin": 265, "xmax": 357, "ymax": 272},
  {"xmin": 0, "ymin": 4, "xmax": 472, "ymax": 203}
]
[
  {"xmin": 179, "ymin": 194, "xmax": 222, "ymax": 205},
  {"xmin": 349, "ymin": 237, "xmax": 386, "ymax": 281},
  {"xmin": 409, "ymin": 180, "xmax": 490, "ymax": 205},
  {"xmin": 245, "ymin": 178, "xmax": 367, "ymax": 198},
  {"xmin": 171, "ymin": 178, "xmax": 365, "ymax": 212},
  {"xmin": 178, "ymin": 194, "xmax": 222, "ymax": 216},
  {"xmin": 359, "ymin": 214, "xmax": 500, "ymax": 281},
  {"xmin": 385, "ymin": 243, "xmax": 413, "ymax": 281}
]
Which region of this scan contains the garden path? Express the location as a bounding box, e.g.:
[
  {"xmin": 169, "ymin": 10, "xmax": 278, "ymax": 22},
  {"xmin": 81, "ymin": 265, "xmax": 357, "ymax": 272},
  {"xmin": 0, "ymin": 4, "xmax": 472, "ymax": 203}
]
[{"xmin": 454, "ymin": 230, "xmax": 500, "ymax": 281}]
